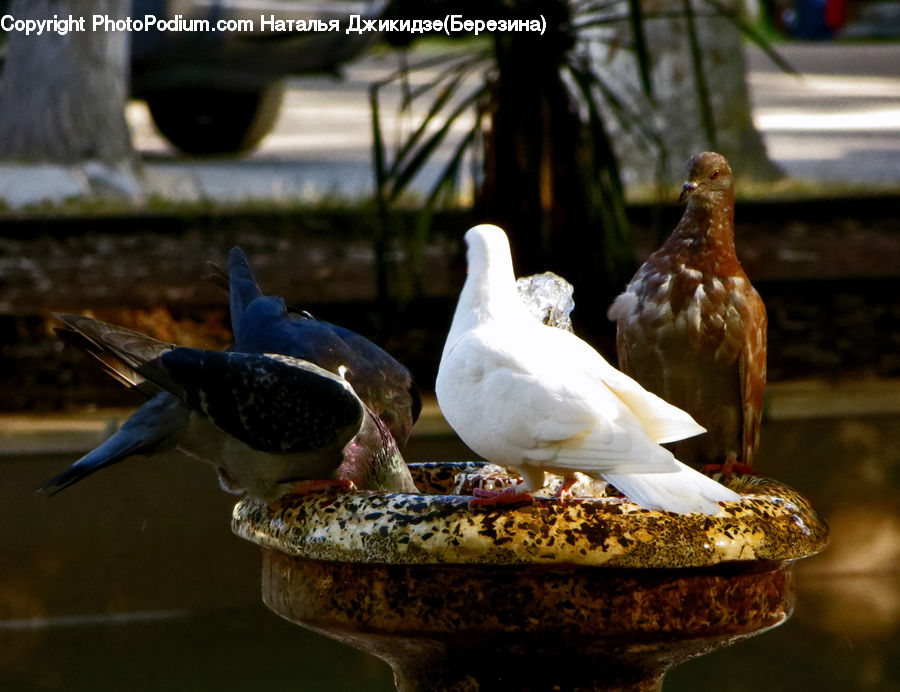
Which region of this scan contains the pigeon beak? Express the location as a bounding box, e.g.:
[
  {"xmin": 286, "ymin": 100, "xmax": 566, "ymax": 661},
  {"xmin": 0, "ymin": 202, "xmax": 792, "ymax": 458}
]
[{"xmin": 679, "ymin": 181, "xmax": 698, "ymax": 202}]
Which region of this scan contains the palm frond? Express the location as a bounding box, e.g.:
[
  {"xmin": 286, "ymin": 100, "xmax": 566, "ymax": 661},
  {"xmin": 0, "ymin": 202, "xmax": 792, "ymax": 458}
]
[
  {"xmin": 386, "ymin": 83, "xmax": 486, "ymax": 203},
  {"xmin": 626, "ymin": 0, "xmax": 654, "ymax": 100}
]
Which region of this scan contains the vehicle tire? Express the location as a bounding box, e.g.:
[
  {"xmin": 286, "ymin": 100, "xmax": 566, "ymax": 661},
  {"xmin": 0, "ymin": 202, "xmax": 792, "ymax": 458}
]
[{"xmin": 145, "ymin": 82, "xmax": 285, "ymax": 155}]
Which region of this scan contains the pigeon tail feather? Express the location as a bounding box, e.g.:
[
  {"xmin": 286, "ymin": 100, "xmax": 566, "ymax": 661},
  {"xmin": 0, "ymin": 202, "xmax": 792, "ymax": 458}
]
[
  {"xmin": 38, "ymin": 392, "xmax": 189, "ymax": 495},
  {"xmin": 228, "ymin": 246, "xmax": 265, "ymax": 337},
  {"xmin": 55, "ymin": 313, "xmax": 175, "ymax": 372},
  {"xmin": 603, "ymin": 461, "xmax": 740, "ymax": 515},
  {"xmin": 55, "ymin": 325, "xmax": 156, "ymax": 396}
]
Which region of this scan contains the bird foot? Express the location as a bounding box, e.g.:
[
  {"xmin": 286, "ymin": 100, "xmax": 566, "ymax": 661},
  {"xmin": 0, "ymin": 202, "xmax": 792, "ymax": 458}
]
[
  {"xmin": 289, "ymin": 479, "xmax": 358, "ymax": 496},
  {"xmin": 468, "ymin": 485, "xmax": 535, "ymax": 508},
  {"xmin": 702, "ymin": 459, "xmax": 755, "ymax": 478}
]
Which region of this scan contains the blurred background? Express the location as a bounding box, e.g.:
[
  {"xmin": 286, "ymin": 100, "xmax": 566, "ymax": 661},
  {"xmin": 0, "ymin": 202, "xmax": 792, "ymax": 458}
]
[{"xmin": 0, "ymin": 0, "xmax": 898, "ymax": 689}]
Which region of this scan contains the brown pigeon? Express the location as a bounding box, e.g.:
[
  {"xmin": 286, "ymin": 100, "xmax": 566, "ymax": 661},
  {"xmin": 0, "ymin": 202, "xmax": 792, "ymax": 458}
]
[{"xmin": 608, "ymin": 152, "xmax": 767, "ymax": 472}]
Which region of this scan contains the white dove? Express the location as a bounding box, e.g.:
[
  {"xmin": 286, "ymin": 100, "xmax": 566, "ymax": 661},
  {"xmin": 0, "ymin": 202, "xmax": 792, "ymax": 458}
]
[{"xmin": 435, "ymin": 224, "xmax": 741, "ymax": 514}]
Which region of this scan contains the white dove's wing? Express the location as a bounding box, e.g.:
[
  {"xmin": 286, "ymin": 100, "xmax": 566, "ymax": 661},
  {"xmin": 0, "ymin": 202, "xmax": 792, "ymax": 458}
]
[
  {"xmin": 545, "ymin": 328, "xmax": 707, "ymax": 444},
  {"xmin": 439, "ymin": 327, "xmax": 679, "ymax": 476},
  {"xmin": 508, "ymin": 371, "xmax": 682, "ymax": 476}
]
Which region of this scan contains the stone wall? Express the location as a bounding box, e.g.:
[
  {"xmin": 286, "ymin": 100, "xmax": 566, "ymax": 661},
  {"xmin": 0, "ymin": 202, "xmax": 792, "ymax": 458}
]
[{"xmin": 2, "ymin": 200, "xmax": 898, "ymax": 410}]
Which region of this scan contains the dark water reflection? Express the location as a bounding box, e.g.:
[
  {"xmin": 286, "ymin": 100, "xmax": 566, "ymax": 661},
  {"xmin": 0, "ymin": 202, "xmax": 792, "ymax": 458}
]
[
  {"xmin": 1, "ymin": 605, "xmax": 395, "ymax": 691},
  {"xmin": 1, "ymin": 405, "xmax": 898, "ymax": 691},
  {"xmin": 1, "ymin": 574, "xmax": 897, "ymax": 691}
]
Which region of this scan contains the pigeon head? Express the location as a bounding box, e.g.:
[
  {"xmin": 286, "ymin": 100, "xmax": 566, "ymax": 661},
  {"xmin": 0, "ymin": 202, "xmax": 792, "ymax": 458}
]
[
  {"xmin": 679, "ymin": 152, "xmax": 733, "ymax": 206},
  {"xmin": 464, "ymin": 224, "xmax": 516, "ymax": 283},
  {"xmin": 444, "ymin": 225, "xmax": 524, "ymax": 339}
]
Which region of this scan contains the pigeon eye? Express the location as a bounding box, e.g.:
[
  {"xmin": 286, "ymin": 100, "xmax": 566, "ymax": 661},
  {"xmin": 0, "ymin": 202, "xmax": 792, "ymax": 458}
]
[{"xmin": 711, "ymin": 169, "xmax": 720, "ymax": 180}]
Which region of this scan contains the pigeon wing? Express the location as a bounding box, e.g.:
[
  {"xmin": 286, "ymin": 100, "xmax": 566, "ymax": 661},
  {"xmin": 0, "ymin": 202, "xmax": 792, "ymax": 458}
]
[
  {"xmin": 740, "ymin": 288, "xmax": 767, "ymax": 466},
  {"xmin": 138, "ymin": 349, "xmax": 365, "ymax": 454}
]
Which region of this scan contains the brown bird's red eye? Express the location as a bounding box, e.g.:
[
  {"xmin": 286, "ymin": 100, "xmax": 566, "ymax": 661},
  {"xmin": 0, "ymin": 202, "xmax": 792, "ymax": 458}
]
[{"xmin": 711, "ymin": 169, "xmax": 720, "ymax": 179}]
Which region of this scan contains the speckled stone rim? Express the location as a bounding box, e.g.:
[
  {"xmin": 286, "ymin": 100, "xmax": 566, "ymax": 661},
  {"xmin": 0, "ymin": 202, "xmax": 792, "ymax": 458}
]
[{"xmin": 232, "ymin": 462, "xmax": 829, "ymax": 569}]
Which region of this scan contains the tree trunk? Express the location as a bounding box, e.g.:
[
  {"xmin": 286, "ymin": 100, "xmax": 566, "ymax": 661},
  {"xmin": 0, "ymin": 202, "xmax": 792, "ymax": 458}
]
[
  {"xmin": 479, "ymin": 0, "xmax": 635, "ymax": 353},
  {"xmin": 0, "ymin": 0, "xmax": 140, "ymax": 204},
  {"xmin": 596, "ymin": 0, "xmax": 781, "ymax": 187}
]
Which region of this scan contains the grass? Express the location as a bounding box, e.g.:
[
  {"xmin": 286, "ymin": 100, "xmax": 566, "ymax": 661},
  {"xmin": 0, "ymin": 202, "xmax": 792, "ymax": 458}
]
[{"xmin": 0, "ymin": 188, "xmax": 374, "ymax": 218}]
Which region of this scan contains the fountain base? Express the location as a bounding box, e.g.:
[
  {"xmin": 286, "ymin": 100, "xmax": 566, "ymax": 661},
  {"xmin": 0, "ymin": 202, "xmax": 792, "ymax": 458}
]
[
  {"xmin": 235, "ymin": 463, "xmax": 827, "ymax": 691},
  {"xmin": 263, "ymin": 552, "xmax": 794, "ymax": 691}
]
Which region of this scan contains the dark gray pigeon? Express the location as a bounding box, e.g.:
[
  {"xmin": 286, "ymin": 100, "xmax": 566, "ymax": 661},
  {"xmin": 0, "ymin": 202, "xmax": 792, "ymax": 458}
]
[
  {"xmin": 226, "ymin": 246, "xmax": 420, "ymax": 448},
  {"xmin": 42, "ymin": 315, "xmax": 417, "ymax": 500},
  {"xmin": 40, "ymin": 246, "xmax": 421, "ymax": 498}
]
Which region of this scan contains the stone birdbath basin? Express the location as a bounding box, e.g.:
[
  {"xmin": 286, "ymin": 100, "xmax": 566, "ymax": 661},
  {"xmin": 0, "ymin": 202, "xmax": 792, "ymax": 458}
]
[{"xmin": 232, "ymin": 462, "xmax": 828, "ymax": 691}]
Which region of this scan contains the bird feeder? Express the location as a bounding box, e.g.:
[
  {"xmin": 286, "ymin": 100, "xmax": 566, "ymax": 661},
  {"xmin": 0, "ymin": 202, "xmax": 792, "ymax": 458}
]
[{"xmin": 232, "ymin": 462, "xmax": 827, "ymax": 691}]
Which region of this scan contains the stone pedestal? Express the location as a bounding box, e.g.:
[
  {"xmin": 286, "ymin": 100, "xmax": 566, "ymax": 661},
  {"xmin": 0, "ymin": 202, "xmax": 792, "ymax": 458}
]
[{"xmin": 233, "ymin": 463, "xmax": 828, "ymax": 691}]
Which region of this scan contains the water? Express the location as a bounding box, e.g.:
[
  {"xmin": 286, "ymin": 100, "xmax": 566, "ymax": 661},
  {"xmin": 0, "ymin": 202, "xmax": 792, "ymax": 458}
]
[
  {"xmin": 516, "ymin": 272, "xmax": 576, "ymax": 331},
  {"xmin": 2, "ymin": 573, "xmax": 896, "ymax": 691},
  {"xmin": 1, "ymin": 400, "xmax": 898, "ymax": 691},
  {"xmin": 2, "ymin": 574, "xmax": 895, "ymax": 691},
  {"xmin": 1, "ymin": 605, "xmax": 395, "ymax": 691}
]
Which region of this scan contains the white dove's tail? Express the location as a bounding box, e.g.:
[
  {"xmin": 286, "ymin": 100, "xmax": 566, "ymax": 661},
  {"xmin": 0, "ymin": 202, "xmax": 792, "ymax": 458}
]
[{"xmin": 603, "ymin": 461, "xmax": 740, "ymax": 515}]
